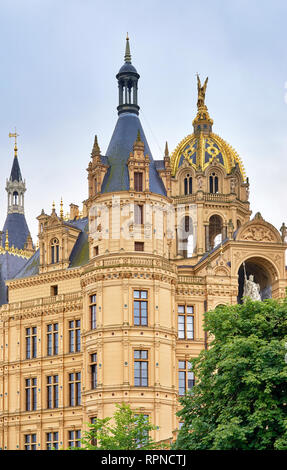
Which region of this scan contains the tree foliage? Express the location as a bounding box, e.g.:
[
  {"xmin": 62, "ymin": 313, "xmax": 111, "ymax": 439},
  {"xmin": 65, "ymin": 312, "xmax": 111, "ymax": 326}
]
[
  {"xmin": 174, "ymin": 298, "xmax": 287, "ymax": 450},
  {"xmin": 80, "ymin": 403, "xmax": 165, "ymax": 450}
]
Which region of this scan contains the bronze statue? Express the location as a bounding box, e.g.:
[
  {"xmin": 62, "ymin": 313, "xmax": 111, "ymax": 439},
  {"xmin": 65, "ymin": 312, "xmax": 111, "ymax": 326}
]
[{"xmin": 197, "ymin": 74, "xmax": 208, "ymax": 108}]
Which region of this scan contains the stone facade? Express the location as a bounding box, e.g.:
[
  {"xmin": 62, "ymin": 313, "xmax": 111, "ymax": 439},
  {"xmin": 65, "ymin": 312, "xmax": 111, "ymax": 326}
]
[{"xmin": 0, "ymin": 39, "xmax": 286, "ymax": 450}]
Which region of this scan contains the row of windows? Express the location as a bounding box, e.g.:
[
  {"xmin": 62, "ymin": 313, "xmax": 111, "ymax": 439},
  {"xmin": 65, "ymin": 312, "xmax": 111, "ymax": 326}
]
[
  {"xmin": 24, "ymin": 298, "xmax": 195, "ymax": 360},
  {"xmin": 25, "ymin": 372, "xmax": 82, "ymax": 411},
  {"xmin": 25, "ymin": 319, "xmax": 81, "ymax": 359},
  {"xmin": 24, "ymin": 413, "xmax": 150, "ymax": 450},
  {"xmin": 24, "ymin": 430, "xmax": 82, "ymax": 450},
  {"xmin": 24, "ymin": 357, "xmax": 194, "ymax": 413},
  {"xmin": 89, "ymin": 292, "xmax": 195, "ymax": 339},
  {"xmin": 183, "ymin": 173, "xmax": 219, "ymax": 195}
]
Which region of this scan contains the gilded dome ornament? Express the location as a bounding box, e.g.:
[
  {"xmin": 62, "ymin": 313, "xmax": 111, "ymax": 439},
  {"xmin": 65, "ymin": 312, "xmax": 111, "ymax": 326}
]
[{"xmin": 170, "ymin": 76, "xmax": 246, "ymax": 180}]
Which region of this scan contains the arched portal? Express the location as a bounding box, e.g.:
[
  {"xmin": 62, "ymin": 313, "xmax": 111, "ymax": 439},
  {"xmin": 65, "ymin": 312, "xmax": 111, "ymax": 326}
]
[{"xmin": 237, "ymin": 256, "xmax": 276, "ymax": 303}]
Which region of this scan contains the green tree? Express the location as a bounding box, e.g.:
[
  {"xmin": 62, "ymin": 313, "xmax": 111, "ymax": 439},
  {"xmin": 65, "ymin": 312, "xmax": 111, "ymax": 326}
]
[
  {"xmin": 174, "ymin": 298, "xmax": 287, "ymax": 450},
  {"xmin": 80, "ymin": 403, "xmax": 166, "ymax": 450}
]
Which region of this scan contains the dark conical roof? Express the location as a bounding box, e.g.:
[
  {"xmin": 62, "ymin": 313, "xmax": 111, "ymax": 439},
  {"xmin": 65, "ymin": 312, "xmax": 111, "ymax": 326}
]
[
  {"xmin": 101, "ymin": 113, "xmax": 166, "ymax": 196},
  {"xmin": 9, "ymin": 156, "xmax": 22, "ymax": 182},
  {"xmin": 2, "ymin": 213, "xmax": 30, "ymax": 250}
]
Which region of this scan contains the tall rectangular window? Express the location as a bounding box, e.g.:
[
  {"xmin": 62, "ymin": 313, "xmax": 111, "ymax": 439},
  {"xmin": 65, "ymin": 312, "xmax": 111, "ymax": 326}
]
[
  {"xmin": 134, "ymin": 204, "xmax": 143, "ymax": 224},
  {"xmin": 134, "ymin": 172, "xmax": 143, "ymax": 192},
  {"xmin": 133, "ymin": 290, "xmax": 148, "ymax": 326},
  {"xmin": 26, "ymin": 327, "xmax": 37, "ymax": 359},
  {"xmin": 68, "ymin": 430, "xmax": 81, "ymax": 449},
  {"xmin": 25, "ymin": 377, "xmax": 37, "ymax": 411},
  {"xmin": 91, "ymin": 353, "xmax": 97, "ymax": 389},
  {"xmin": 69, "ymin": 319, "xmax": 81, "ymax": 353},
  {"xmin": 90, "ymin": 417, "xmax": 97, "ymax": 446},
  {"xmin": 177, "ymin": 305, "xmax": 194, "ymax": 340},
  {"xmin": 178, "ymin": 360, "xmax": 194, "ymax": 395},
  {"xmin": 90, "ymin": 294, "xmax": 97, "ymax": 330},
  {"xmin": 46, "ymin": 432, "xmax": 59, "ymax": 450},
  {"xmin": 134, "ymin": 350, "xmax": 148, "ymax": 387},
  {"xmin": 47, "ymin": 375, "xmax": 59, "ymax": 409},
  {"xmin": 69, "ymin": 372, "xmax": 81, "ymax": 406},
  {"xmin": 24, "ymin": 433, "xmax": 37, "ymax": 450},
  {"xmin": 47, "ymin": 323, "xmax": 59, "ymax": 356}
]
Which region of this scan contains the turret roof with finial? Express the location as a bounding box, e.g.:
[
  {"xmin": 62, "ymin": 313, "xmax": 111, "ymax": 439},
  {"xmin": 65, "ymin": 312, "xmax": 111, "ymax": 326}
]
[
  {"xmin": 101, "ymin": 35, "xmax": 166, "ymax": 196},
  {"xmin": 117, "ymin": 33, "xmax": 139, "ymax": 76}
]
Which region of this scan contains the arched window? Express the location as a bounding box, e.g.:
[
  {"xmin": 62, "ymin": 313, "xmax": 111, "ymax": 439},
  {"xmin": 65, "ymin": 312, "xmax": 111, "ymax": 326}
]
[
  {"xmin": 209, "ymin": 215, "xmax": 223, "ymax": 250},
  {"xmin": 237, "ymin": 219, "xmax": 241, "ymax": 229},
  {"xmin": 50, "ymin": 238, "xmax": 59, "ymax": 264},
  {"xmin": 209, "ymin": 173, "xmax": 219, "ymax": 194},
  {"xmin": 184, "ymin": 174, "xmax": 192, "ymax": 195},
  {"xmin": 13, "ymin": 191, "xmax": 18, "ymax": 205},
  {"xmin": 178, "ymin": 216, "xmax": 194, "ymax": 258}
]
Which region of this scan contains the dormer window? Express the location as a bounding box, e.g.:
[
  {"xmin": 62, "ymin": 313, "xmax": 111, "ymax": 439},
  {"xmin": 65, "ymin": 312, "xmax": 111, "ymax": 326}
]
[
  {"xmin": 184, "ymin": 174, "xmax": 192, "ymax": 195},
  {"xmin": 209, "ymin": 173, "xmax": 219, "ymax": 193},
  {"xmin": 51, "ymin": 238, "xmax": 59, "ymax": 264}
]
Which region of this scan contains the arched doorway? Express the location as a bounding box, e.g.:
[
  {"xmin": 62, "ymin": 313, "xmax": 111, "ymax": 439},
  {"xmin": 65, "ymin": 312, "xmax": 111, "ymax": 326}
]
[{"xmin": 237, "ymin": 256, "xmax": 275, "ymax": 303}]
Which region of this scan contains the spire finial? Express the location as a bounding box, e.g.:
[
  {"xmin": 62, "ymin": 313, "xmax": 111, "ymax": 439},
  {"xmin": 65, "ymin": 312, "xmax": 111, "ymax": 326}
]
[
  {"xmin": 9, "ymin": 128, "xmax": 19, "ymax": 158},
  {"xmin": 91, "ymin": 135, "xmax": 101, "ymax": 159},
  {"xmin": 137, "ymin": 129, "xmax": 142, "ymax": 142},
  {"xmin": 124, "ymin": 33, "xmax": 132, "ymax": 63},
  {"xmin": 164, "ymin": 141, "xmax": 169, "ymax": 157},
  {"xmin": 5, "ymin": 230, "xmax": 9, "ymax": 250},
  {"xmin": 60, "ymin": 198, "xmax": 64, "ymax": 219}
]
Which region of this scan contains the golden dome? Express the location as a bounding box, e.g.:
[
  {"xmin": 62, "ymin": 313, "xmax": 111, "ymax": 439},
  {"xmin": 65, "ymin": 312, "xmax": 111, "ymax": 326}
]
[{"xmin": 170, "ymin": 75, "xmax": 246, "ymax": 180}]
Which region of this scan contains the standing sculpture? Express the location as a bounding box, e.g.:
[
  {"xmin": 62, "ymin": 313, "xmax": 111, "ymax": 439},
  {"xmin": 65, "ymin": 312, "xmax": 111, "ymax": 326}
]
[
  {"xmin": 242, "ymin": 262, "xmax": 261, "ymax": 301},
  {"xmin": 197, "ymin": 74, "xmax": 208, "ymax": 108}
]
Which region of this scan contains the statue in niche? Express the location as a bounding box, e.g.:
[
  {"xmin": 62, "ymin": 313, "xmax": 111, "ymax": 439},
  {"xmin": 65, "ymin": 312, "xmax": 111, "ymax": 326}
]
[{"xmin": 243, "ymin": 272, "xmax": 261, "ymax": 301}]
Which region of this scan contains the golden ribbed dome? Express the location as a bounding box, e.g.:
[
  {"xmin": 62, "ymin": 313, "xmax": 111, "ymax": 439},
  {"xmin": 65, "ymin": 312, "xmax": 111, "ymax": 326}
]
[{"xmin": 170, "ymin": 75, "xmax": 246, "ymax": 180}]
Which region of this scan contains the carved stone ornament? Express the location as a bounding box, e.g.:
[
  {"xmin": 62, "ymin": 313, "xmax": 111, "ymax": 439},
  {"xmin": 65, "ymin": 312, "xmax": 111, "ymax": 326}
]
[{"xmin": 241, "ymin": 227, "xmax": 275, "ymax": 242}]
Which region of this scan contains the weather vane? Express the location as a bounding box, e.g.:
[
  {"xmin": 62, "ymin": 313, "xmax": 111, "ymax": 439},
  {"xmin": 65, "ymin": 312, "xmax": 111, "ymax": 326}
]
[{"xmin": 9, "ymin": 128, "xmax": 19, "ymax": 157}]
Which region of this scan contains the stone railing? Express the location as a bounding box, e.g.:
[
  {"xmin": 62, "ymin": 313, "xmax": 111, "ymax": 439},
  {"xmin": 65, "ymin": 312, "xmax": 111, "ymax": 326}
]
[
  {"xmin": 0, "ymin": 291, "xmax": 82, "ymax": 313},
  {"xmin": 178, "ymin": 275, "xmax": 205, "ymax": 285}
]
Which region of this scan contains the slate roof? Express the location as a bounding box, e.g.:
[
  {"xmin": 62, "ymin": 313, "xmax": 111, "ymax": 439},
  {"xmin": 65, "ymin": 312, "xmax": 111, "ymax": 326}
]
[
  {"xmin": 101, "ymin": 112, "xmax": 166, "ymax": 196},
  {"xmin": 0, "ymin": 251, "xmax": 31, "ymax": 304},
  {"xmin": 9, "ymin": 156, "xmax": 22, "ymax": 182},
  {"xmin": 2, "ymin": 213, "xmax": 31, "ymax": 250},
  {"xmin": 13, "ymin": 217, "xmax": 89, "ymax": 281}
]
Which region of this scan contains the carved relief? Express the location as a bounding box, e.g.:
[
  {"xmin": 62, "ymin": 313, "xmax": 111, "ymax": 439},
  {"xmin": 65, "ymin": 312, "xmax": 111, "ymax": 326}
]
[{"xmin": 240, "ymin": 226, "xmax": 276, "ymax": 242}]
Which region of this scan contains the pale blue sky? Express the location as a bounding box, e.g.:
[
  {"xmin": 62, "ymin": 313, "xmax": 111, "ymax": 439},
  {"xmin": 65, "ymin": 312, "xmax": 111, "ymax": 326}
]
[{"xmin": 0, "ymin": 0, "xmax": 286, "ymax": 242}]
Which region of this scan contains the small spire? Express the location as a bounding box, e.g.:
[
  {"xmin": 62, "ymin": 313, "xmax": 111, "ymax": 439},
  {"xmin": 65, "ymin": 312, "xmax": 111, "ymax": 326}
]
[
  {"xmin": 60, "ymin": 198, "xmax": 64, "ymax": 219},
  {"xmin": 124, "ymin": 33, "xmax": 132, "ymax": 63},
  {"xmin": 5, "ymin": 230, "xmax": 9, "ymax": 250},
  {"xmin": 52, "ymin": 201, "xmax": 56, "ymax": 215},
  {"xmin": 164, "ymin": 141, "xmax": 169, "ymax": 157},
  {"xmin": 91, "ymin": 135, "xmax": 101, "ymax": 159},
  {"xmin": 136, "ymin": 129, "xmax": 142, "ymax": 142}
]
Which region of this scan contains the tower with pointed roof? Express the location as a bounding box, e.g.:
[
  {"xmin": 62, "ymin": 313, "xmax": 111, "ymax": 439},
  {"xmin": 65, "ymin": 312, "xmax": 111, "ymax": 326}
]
[{"xmin": 0, "ymin": 138, "xmax": 34, "ymax": 304}]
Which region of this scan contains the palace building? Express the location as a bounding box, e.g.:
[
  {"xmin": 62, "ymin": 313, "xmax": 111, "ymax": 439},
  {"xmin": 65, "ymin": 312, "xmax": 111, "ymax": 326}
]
[{"xmin": 0, "ymin": 37, "xmax": 286, "ymax": 450}]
